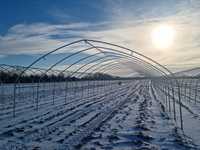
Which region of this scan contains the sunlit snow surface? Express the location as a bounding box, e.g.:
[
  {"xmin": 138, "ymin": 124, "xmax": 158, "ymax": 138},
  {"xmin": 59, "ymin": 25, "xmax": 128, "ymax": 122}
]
[{"xmin": 0, "ymin": 81, "xmax": 199, "ymax": 150}]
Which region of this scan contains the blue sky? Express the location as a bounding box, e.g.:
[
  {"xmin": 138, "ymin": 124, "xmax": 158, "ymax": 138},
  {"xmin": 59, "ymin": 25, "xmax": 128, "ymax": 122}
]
[
  {"xmin": 0, "ymin": 0, "xmax": 200, "ymax": 72},
  {"xmin": 0, "ymin": 0, "xmax": 107, "ymax": 35}
]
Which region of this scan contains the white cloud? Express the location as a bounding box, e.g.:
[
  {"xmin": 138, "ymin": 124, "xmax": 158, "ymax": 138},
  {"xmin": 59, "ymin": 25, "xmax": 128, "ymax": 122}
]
[{"xmin": 0, "ymin": 55, "xmax": 5, "ymax": 58}]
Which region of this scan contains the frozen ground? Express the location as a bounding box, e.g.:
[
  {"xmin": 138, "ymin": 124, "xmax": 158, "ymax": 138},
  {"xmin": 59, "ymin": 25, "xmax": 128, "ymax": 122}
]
[
  {"xmin": 81, "ymin": 84, "xmax": 198, "ymax": 150},
  {"xmin": 0, "ymin": 80, "xmax": 199, "ymax": 150}
]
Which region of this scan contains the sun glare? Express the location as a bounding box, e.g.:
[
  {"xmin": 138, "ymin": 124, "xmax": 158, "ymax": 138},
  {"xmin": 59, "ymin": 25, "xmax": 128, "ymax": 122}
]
[{"xmin": 151, "ymin": 24, "xmax": 175, "ymax": 49}]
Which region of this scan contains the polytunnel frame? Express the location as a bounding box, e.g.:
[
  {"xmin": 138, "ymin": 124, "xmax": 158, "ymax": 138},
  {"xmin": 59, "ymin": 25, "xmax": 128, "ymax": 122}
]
[
  {"xmin": 67, "ymin": 47, "xmax": 176, "ymax": 117},
  {"xmin": 12, "ymin": 39, "xmax": 183, "ymax": 130},
  {"xmin": 36, "ymin": 51, "xmax": 121, "ymax": 85},
  {"xmin": 58, "ymin": 47, "xmax": 169, "ymax": 99},
  {"xmin": 75, "ymin": 53, "xmax": 178, "ymax": 121},
  {"xmin": 93, "ymin": 61, "xmax": 157, "ymax": 77},
  {"xmin": 10, "ymin": 40, "xmax": 181, "ymax": 126},
  {"xmin": 78, "ymin": 52, "xmax": 167, "ymax": 77},
  {"xmin": 88, "ymin": 59, "xmax": 158, "ymax": 75},
  {"xmin": 77, "ymin": 56, "xmax": 161, "ymax": 79},
  {"xmin": 23, "ymin": 45, "xmax": 168, "ymax": 109},
  {"xmin": 33, "ymin": 52, "xmax": 125, "ymax": 109},
  {"xmin": 176, "ymin": 69, "xmax": 200, "ymax": 104},
  {"xmin": 52, "ymin": 52, "xmax": 179, "ymax": 126},
  {"xmin": 51, "ymin": 45, "xmax": 169, "ymax": 79},
  {"xmin": 74, "ymin": 46, "xmax": 168, "ymax": 78}
]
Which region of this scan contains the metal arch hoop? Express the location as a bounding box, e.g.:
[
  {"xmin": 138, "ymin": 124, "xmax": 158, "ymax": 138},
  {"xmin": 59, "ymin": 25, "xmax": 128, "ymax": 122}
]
[{"xmin": 11, "ymin": 39, "xmax": 183, "ymax": 129}]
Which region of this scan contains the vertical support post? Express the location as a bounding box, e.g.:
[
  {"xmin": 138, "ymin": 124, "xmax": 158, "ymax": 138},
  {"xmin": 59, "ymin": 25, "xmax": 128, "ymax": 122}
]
[
  {"xmin": 81, "ymin": 81, "xmax": 84, "ymax": 99},
  {"xmin": 172, "ymin": 85, "xmax": 176, "ymax": 121},
  {"xmin": 184, "ymin": 82, "xmax": 187, "ymax": 102},
  {"xmin": 69, "ymin": 81, "xmax": 71, "ymax": 100},
  {"xmin": 93, "ymin": 80, "xmax": 95, "ymax": 97},
  {"xmin": 75, "ymin": 81, "xmax": 77, "ymax": 98},
  {"xmin": 65, "ymin": 81, "xmax": 68, "ymax": 104},
  {"xmin": 88, "ymin": 81, "xmax": 90, "ymax": 97},
  {"xmin": 177, "ymin": 82, "xmax": 183, "ymax": 130},
  {"xmin": 73, "ymin": 81, "xmax": 75, "ymax": 99},
  {"xmin": 13, "ymin": 83, "xmax": 17, "ymax": 117},
  {"xmin": 165, "ymin": 85, "xmax": 168, "ymax": 111},
  {"xmin": 168, "ymin": 86, "xmax": 171, "ymax": 112},
  {"xmin": 87, "ymin": 80, "xmax": 90, "ymax": 97},
  {"xmin": 52, "ymin": 81, "xmax": 55, "ymax": 105},
  {"xmin": 32, "ymin": 84, "xmax": 35, "ymax": 101},
  {"xmin": 189, "ymin": 80, "xmax": 192, "ymax": 103},
  {"xmin": 195, "ymin": 80, "xmax": 198, "ymax": 104},
  {"xmin": 104, "ymin": 80, "xmax": 106, "ymax": 94},
  {"xmin": 36, "ymin": 82, "xmax": 39, "ymax": 110}
]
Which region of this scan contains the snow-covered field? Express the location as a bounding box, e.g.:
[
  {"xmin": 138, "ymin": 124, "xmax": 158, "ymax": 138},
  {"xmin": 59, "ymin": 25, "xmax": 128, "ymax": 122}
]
[{"xmin": 0, "ymin": 80, "xmax": 199, "ymax": 150}]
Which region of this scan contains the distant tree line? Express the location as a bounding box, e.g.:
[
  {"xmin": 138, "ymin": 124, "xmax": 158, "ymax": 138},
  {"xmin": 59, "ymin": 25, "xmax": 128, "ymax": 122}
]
[{"xmin": 0, "ymin": 71, "xmax": 121, "ymax": 83}]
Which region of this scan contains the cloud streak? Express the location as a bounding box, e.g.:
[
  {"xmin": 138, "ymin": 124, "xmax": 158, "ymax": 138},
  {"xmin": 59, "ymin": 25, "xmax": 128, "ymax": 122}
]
[{"xmin": 0, "ymin": 0, "xmax": 200, "ymax": 72}]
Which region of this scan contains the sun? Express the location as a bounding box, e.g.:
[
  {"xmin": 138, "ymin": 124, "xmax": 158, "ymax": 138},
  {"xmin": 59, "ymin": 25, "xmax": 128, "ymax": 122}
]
[{"xmin": 151, "ymin": 24, "xmax": 175, "ymax": 49}]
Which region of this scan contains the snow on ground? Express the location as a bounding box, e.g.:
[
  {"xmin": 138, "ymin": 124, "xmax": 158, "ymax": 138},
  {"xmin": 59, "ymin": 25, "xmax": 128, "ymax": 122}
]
[
  {"xmin": 0, "ymin": 80, "xmax": 199, "ymax": 150},
  {"xmin": 0, "ymin": 81, "xmax": 138, "ymax": 149},
  {"xmin": 154, "ymin": 84, "xmax": 200, "ymax": 148},
  {"xmin": 80, "ymin": 84, "xmax": 198, "ymax": 150}
]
